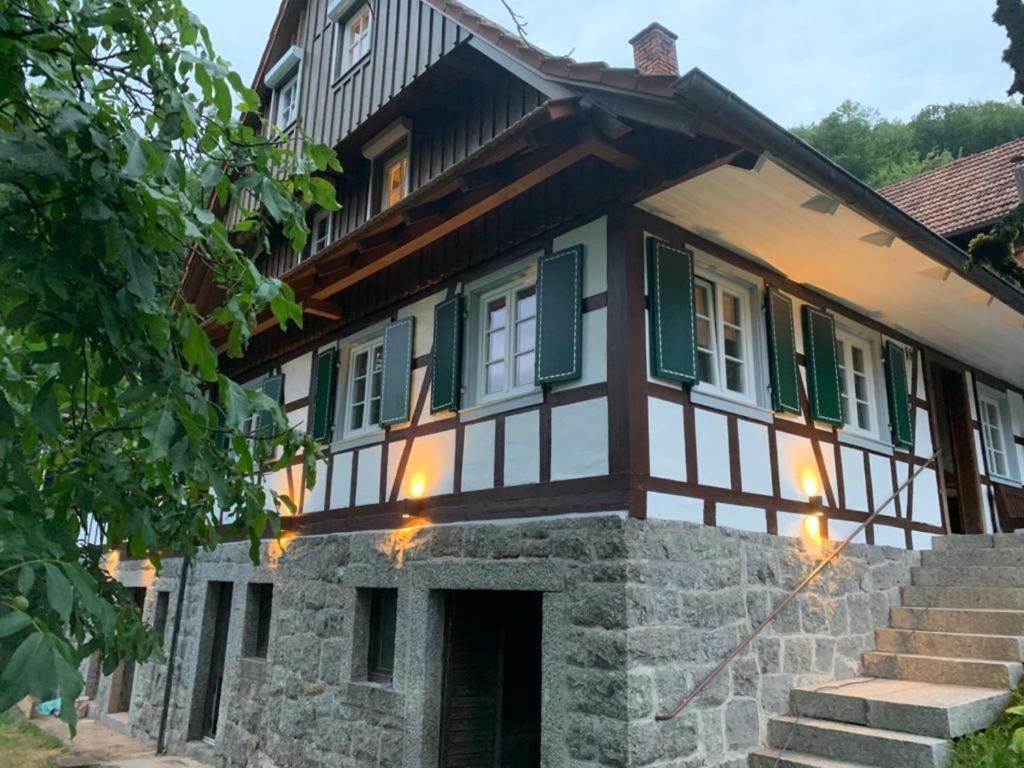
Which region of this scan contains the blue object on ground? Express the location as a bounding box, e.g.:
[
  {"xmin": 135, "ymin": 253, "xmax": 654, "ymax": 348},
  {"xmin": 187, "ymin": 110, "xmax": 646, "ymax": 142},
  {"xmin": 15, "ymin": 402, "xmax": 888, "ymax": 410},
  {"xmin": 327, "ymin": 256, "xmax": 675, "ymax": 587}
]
[{"xmin": 35, "ymin": 698, "xmax": 61, "ymax": 717}]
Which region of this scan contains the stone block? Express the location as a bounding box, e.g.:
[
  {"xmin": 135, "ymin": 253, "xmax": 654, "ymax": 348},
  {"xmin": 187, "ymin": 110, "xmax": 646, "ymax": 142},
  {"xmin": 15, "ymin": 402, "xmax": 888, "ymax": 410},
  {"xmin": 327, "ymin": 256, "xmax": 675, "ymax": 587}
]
[{"xmin": 725, "ymin": 698, "xmax": 760, "ymax": 750}]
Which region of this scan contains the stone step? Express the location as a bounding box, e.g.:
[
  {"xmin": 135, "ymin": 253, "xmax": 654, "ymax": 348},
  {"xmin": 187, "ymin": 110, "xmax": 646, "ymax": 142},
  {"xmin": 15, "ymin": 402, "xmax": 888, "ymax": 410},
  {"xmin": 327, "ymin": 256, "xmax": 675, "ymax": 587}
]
[
  {"xmin": 922, "ymin": 548, "xmax": 1024, "ymax": 567},
  {"xmin": 891, "ymin": 606, "xmax": 1024, "ymax": 636},
  {"xmin": 748, "ymin": 747, "xmax": 874, "ymax": 768},
  {"xmin": 766, "ymin": 716, "xmax": 949, "ymax": 768},
  {"xmin": 932, "ymin": 533, "xmax": 1024, "ymax": 551},
  {"xmin": 875, "ymin": 628, "xmax": 1024, "ymax": 662},
  {"xmin": 912, "ymin": 565, "xmax": 1024, "ymax": 588},
  {"xmin": 862, "ymin": 651, "xmax": 1023, "ymax": 689},
  {"xmin": 901, "ymin": 585, "xmax": 1024, "ymax": 610},
  {"xmin": 790, "ymin": 676, "xmax": 1011, "ymax": 739}
]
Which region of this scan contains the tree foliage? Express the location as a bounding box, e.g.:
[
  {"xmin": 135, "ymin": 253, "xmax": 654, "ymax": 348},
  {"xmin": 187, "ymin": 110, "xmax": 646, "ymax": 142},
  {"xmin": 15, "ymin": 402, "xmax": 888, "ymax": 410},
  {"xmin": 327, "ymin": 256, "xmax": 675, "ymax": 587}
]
[
  {"xmin": 793, "ymin": 99, "xmax": 1024, "ymax": 187},
  {"xmin": 996, "ymin": 0, "xmax": 1024, "ymax": 104},
  {"xmin": 0, "ymin": 0, "xmax": 340, "ymax": 730}
]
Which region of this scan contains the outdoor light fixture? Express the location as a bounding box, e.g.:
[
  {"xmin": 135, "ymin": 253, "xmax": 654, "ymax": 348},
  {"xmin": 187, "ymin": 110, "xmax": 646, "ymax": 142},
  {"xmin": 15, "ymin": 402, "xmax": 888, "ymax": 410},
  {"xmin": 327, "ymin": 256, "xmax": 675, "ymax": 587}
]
[
  {"xmin": 402, "ymin": 471, "xmax": 428, "ymax": 519},
  {"xmin": 801, "ymin": 469, "xmax": 824, "ymax": 540}
]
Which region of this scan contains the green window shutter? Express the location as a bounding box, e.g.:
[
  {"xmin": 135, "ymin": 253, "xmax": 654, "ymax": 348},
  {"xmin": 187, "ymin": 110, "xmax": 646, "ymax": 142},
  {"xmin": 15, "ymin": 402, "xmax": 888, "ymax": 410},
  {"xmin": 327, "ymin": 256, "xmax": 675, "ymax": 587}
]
[
  {"xmin": 379, "ymin": 317, "xmax": 414, "ymax": 426},
  {"xmin": 884, "ymin": 340, "xmax": 914, "ymax": 450},
  {"xmin": 431, "ymin": 295, "xmax": 463, "ymax": 413},
  {"xmin": 765, "ymin": 287, "xmax": 801, "ymax": 415},
  {"xmin": 256, "ymin": 374, "xmax": 284, "ymax": 436},
  {"xmin": 535, "ymin": 245, "xmax": 583, "ymax": 384},
  {"xmin": 647, "ymin": 239, "xmax": 697, "ymax": 384},
  {"xmin": 800, "ymin": 306, "xmax": 843, "ymax": 426},
  {"xmin": 311, "ymin": 348, "xmax": 338, "ymax": 442}
]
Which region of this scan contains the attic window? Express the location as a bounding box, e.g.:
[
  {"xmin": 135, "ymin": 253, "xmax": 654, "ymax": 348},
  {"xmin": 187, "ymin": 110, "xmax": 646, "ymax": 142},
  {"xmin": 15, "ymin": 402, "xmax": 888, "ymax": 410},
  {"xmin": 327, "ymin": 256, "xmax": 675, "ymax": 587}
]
[
  {"xmin": 264, "ymin": 45, "xmax": 303, "ymax": 130},
  {"xmin": 363, "ymin": 118, "xmax": 412, "ymax": 216},
  {"xmin": 331, "ymin": 1, "xmax": 372, "ymax": 78}
]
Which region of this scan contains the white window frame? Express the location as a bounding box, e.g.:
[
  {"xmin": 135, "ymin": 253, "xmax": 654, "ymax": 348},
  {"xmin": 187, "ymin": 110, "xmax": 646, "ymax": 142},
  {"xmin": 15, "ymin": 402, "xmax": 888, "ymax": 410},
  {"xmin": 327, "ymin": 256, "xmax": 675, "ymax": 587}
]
[
  {"xmin": 690, "ymin": 267, "xmax": 761, "ymax": 409},
  {"xmin": 310, "ymin": 209, "xmax": 333, "ymax": 257},
  {"xmin": 340, "ymin": 336, "xmax": 385, "ymax": 440},
  {"xmin": 977, "ymin": 385, "xmax": 1021, "ymax": 484},
  {"xmin": 461, "ymin": 257, "xmax": 541, "ymax": 413},
  {"xmin": 835, "ymin": 329, "xmax": 878, "ymax": 440},
  {"xmin": 334, "ymin": 3, "xmax": 372, "ymax": 78},
  {"xmin": 475, "ymin": 279, "xmax": 537, "ymax": 405},
  {"xmin": 272, "ymin": 70, "xmax": 300, "ymax": 130}
]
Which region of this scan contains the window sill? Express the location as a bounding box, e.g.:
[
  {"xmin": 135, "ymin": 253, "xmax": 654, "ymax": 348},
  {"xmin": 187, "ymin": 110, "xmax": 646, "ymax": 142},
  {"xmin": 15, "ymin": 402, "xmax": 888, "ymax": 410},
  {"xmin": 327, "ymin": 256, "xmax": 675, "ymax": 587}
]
[
  {"xmin": 690, "ymin": 388, "xmax": 773, "ymax": 424},
  {"xmin": 990, "ymin": 474, "xmax": 1023, "ymax": 489},
  {"xmin": 837, "ymin": 430, "xmax": 894, "ymax": 456},
  {"xmin": 333, "ymin": 52, "xmax": 370, "ymax": 85},
  {"xmin": 331, "ymin": 430, "xmax": 385, "ymax": 453},
  {"xmin": 459, "ymin": 389, "xmax": 543, "ymax": 423}
]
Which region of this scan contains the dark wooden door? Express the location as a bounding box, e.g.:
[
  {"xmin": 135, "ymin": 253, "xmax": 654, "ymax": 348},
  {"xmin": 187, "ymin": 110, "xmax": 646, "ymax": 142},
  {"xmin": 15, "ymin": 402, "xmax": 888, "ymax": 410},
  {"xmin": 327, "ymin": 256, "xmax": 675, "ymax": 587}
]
[
  {"xmin": 438, "ymin": 592, "xmax": 541, "ymax": 768},
  {"xmin": 200, "ymin": 582, "xmax": 233, "ymax": 741},
  {"xmin": 927, "ymin": 360, "xmax": 984, "ymax": 534}
]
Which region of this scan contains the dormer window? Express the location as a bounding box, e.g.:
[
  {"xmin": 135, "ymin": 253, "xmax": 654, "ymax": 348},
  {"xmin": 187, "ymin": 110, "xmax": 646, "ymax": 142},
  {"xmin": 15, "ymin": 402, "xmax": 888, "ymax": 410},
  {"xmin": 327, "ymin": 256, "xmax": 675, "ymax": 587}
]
[
  {"xmin": 310, "ymin": 209, "xmax": 332, "ymax": 257},
  {"xmin": 264, "ymin": 46, "xmax": 303, "ymax": 131},
  {"xmin": 381, "ymin": 144, "xmax": 409, "ymax": 210},
  {"xmin": 330, "ymin": 1, "xmax": 372, "ymax": 78}
]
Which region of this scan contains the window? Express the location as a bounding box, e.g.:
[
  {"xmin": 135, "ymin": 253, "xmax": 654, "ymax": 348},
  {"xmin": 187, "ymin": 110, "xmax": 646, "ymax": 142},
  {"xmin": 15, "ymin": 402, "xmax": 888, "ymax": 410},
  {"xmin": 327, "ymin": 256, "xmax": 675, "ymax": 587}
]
[
  {"xmin": 245, "ymin": 583, "xmax": 273, "ymax": 659},
  {"xmin": 153, "ymin": 591, "xmax": 170, "ymax": 638},
  {"xmin": 344, "ymin": 338, "xmax": 384, "ymax": 435},
  {"xmin": 335, "ymin": 3, "xmax": 372, "ymax": 77},
  {"xmin": 273, "ymin": 72, "xmax": 300, "ymax": 129},
  {"xmin": 836, "ymin": 333, "xmax": 875, "ymax": 436},
  {"xmin": 977, "ymin": 387, "xmax": 1020, "ymax": 483},
  {"xmin": 478, "ymin": 280, "xmax": 536, "ymax": 401},
  {"xmin": 379, "ymin": 144, "xmax": 409, "ymax": 211},
  {"xmin": 366, "ymin": 589, "xmax": 397, "ymax": 683},
  {"xmin": 693, "ymin": 275, "xmax": 753, "ymax": 400},
  {"xmin": 311, "ymin": 210, "xmax": 332, "ymax": 257}
]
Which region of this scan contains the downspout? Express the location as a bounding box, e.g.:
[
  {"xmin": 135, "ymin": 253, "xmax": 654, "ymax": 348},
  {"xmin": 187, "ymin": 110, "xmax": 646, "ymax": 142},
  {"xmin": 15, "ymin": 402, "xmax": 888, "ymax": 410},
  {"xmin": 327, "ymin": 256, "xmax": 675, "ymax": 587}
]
[{"xmin": 156, "ymin": 554, "xmax": 190, "ymax": 755}]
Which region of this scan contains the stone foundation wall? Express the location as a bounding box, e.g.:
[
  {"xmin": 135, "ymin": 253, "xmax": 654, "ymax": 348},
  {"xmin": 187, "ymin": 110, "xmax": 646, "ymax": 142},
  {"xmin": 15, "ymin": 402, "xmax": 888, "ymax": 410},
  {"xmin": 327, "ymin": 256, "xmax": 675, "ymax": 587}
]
[{"xmin": 94, "ymin": 515, "xmax": 916, "ymax": 767}]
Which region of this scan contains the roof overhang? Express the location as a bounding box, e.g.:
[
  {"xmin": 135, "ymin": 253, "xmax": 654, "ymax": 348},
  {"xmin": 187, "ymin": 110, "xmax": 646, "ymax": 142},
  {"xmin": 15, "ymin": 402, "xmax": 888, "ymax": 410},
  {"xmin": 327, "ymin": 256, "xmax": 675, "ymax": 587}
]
[{"xmin": 639, "ymin": 155, "xmax": 1024, "ymax": 388}]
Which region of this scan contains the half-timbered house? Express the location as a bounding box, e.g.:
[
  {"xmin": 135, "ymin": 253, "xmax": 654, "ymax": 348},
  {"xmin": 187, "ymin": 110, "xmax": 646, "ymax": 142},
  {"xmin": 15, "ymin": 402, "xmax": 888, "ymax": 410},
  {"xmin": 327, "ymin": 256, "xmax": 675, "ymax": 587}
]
[{"xmin": 90, "ymin": 2, "xmax": 1024, "ymax": 766}]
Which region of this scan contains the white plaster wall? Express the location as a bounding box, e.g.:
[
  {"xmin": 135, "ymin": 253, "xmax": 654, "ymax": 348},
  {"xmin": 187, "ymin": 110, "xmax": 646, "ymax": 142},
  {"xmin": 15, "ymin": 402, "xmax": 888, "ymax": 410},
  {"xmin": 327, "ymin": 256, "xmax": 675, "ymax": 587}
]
[
  {"xmin": 868, "ymin": 454, "xmax": 896, "ymax": 518},
  {"xmin": 281, "ymin": 352, "xmax": 312, "ymax": 404},
  {"xmin": 647, "ymin": 397, "xmax": 686, "ymax": 482},
  {"xmin": 396, "ymin": 429, "xmax": 456, "ymax": 500},
  {"xmin": 504, "ymin": 411, "xmax": 539, "ymax": 486},
  {"xmin": 895, "ymin": 461, "xmax": 910, "ymax": 517},
  {"xmin": 398, "ymin": 289, "xmax": 446, "ymax": 359},
  {"xmin": 776, "ymin": 511, "xmax": 807, "ymax": 539},
  {"xmin": 287, "ymin": 407, "xmax": 307, "ymax": 438},
  {"xmin": 827, "ymin": 518, "xmax": 866, "ymax": 544},
  {"xmin": 646, "ymin": 492, "xmax": 704, "ymax": 523},
  {"xmin": 911, "ymin": 531, "xmax": 935, "ymax": 550},
  {"xmin": 840, "ymin": 446, "xmax": 868, "ymax": 512},
  {"xmin": 355, "ymin": 445, "xmax": 382, "ymax": 506},
  {"xmin": 737, "ymin": 420, "xmax": 772, "ymax": 496},
  {"xmin": 462, "ymin": 420, "xmax": 495, "ymax": 492},
  {"xmin": 872, "ymin": 523, "xmax": 906, "ymax": 548},
  {"xmin": 554, "ymin": 216, "xmax": 607, "ymax": 299},
  {"xmin": 915, "ymin": 351, "xmax": 927, "ymax": 401},
  {"xmin": 551, "ymin": 398, "xmax": 608, "ymax": 481},
  {"xmin": 715, "ymin": 503, "xmax": 767, "ymax": 533},
  {"xmin": 914, "ymin": 407, "xmax": 934, "ymax": 459},
  {"xmin": 329, "ymin": 452, "xmax": 353, "ymax": 508},
  {"xmin": 386, "ymin": 440, "xmax": 405, "ymax": 499},
  {"xmin": 776, "ymin": 431, "xmax": 837, "ymax": 505},
  {"xmin": 303, "ymin": 458, "xmax": 329, "ymax": 513},
  {"xmin": 694, "ymin": 408, "xmax": 730, "ymax": 488},
  {"xmin": 912, "ymin": 467, "xmax": 942, "ymax": 527}
]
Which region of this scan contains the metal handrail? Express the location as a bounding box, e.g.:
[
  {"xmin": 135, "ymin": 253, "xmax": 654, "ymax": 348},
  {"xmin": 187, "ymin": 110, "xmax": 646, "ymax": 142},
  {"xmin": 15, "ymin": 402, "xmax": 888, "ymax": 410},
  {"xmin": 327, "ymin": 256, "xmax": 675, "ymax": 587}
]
[{"xmin": 655, "ymin": 449, "xmax": 942, "ymax": 722}]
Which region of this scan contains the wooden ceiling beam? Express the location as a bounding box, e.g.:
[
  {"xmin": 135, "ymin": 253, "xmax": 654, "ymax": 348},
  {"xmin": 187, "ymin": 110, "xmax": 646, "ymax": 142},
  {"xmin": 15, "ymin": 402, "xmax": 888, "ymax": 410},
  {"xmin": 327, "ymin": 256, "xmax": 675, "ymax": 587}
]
[{"xmin": 302, "ymin": 298, "xmax": 344, "ymax": 321}]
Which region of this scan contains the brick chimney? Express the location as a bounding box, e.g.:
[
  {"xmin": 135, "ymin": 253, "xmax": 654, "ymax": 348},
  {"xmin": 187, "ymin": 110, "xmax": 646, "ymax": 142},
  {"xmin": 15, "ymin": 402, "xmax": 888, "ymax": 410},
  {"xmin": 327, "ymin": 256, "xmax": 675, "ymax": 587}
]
[{"xmin": 629, "ymin": 22, "xmax": 679, "ymax": 76}]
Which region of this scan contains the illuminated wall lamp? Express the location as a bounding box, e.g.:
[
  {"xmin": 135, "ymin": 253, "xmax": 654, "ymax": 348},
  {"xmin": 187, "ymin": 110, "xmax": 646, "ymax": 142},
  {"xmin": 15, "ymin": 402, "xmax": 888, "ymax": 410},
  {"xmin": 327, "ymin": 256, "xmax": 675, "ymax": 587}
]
[
  {"xmin": 402, "ymin": 471, "xmax": 428, "ymax": 519},
  {"xmin": 801, "ymin": 470, "xmax": 824, "ymax": 539}
]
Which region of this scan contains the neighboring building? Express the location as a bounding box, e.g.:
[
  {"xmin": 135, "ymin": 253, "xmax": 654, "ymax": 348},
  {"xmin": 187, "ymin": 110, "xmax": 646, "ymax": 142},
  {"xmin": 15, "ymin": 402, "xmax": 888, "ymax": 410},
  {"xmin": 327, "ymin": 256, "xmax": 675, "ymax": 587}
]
[
  {"xmin": 880, "ymin": 136, "xmax": 1024, "ymax": 252},
  {"xmin": 90, "ymin": 2, "xmax": 1024, "ymax": 767}
]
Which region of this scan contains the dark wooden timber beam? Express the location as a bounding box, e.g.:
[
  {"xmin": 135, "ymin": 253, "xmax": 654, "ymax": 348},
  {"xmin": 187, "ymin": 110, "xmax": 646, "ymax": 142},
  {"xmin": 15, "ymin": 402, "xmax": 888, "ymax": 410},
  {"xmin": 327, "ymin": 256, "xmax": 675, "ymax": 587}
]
[{"xmin": 302, "ymin": 298, "xmax": 344, "ymax": 320}]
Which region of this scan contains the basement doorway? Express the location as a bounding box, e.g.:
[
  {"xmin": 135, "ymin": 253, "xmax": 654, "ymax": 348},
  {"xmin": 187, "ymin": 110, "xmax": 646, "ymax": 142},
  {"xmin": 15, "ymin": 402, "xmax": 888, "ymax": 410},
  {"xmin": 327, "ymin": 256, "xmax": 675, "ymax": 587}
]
[
  {"xmin": 438, "ymin": 591, "xmax": 542, "ymax": 768},
  {"xmin": 927, "ymin": 359, "xmax": 985, "ymax": 534},
  {"xmin": 189, "ymin": 581, "xmax": 233, "ymax": 744}
]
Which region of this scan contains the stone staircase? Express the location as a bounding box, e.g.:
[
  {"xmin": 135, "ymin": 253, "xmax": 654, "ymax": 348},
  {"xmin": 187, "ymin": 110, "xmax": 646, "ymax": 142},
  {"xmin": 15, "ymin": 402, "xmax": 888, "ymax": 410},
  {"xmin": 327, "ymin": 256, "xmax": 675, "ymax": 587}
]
[{"xmin": 749, "ymin": 533, "xmax": 1024, "ymax": 768}]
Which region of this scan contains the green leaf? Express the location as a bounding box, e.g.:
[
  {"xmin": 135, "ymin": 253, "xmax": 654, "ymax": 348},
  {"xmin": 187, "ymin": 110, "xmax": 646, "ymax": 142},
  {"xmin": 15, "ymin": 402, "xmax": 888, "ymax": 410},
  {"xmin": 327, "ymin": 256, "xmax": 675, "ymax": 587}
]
[
  {"xmin": 0, "ymin": 611, "xmax": 31, "ymax": 638},
  {"xmin": 30, "ymin": 378, "xmax": 59, "ymax": 437},
  {"xmin": 124, "ymin": 137, "xmax": 147, "ymax": 180},
  {"xmin": 261, "ymin": 178, "xmax": 293, "ymax": 222},
  {"xmin": 182, "ymin": 317, "xmax": 218, "ymax": 382},
  {"xmin": 1013, "ymin": 726, "xmax": 1024, "ymax": 754},
  {"xmin": 43, "ymin": 563, "xmax": 73, "ymax": 623},
  {"xmin": 145, "ymin": 401, "xmax": 176, "ymax": 461},
  {"xmin": 17, "ymin": 564, "xmax": 34, "ymax": 595}
]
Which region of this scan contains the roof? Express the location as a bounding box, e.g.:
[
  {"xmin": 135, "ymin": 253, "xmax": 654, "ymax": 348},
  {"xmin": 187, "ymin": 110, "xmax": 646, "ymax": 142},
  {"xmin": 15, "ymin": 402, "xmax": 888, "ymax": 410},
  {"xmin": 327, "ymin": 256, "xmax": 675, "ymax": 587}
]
[{"xmin": 879, "ymin": 137, "xmax": 1024, "ymax": 238}]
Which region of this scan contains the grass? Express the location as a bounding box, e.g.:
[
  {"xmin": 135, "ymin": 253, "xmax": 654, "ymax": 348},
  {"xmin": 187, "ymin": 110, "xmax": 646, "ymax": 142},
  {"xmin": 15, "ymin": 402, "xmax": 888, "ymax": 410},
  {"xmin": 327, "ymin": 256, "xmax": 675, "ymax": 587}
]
[
  {"xmin": 0, "ymin": 714, "xmax": 66, "ymax": 768},
  {"xmin": 950, "ymin": 687, "xmax": 1024, "ymax": 767}
]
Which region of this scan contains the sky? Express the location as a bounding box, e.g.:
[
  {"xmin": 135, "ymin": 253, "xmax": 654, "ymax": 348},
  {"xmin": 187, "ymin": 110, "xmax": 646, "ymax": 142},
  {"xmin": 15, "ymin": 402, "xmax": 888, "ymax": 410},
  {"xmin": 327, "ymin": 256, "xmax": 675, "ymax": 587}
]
[{"xmin": 185, "ymin": 0, "xmax": 1016, "ymax": 128}]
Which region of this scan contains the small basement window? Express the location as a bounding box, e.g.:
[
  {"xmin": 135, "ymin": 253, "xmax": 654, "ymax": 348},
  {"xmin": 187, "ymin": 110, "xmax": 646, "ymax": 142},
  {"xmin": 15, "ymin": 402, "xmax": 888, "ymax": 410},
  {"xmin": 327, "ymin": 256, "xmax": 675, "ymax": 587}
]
[
  {"xmin": 245, "ymin": 583, "xmax": 274, "ymax": 659},
  {"xmin": 366, "ymin": 589, "xmax": 397, "ymax": 683}
]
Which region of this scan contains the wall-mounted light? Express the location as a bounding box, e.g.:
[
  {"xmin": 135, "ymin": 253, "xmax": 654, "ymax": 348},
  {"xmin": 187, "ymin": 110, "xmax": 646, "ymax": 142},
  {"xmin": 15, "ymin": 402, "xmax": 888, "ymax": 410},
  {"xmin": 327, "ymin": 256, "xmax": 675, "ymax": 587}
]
[
  {"xmin": 402, "ymin": 471, "xmax": 428, "ymax": 519},
  {"xmin": 801, "ymin": 469, "xmax": 824, "ymax": 541}
]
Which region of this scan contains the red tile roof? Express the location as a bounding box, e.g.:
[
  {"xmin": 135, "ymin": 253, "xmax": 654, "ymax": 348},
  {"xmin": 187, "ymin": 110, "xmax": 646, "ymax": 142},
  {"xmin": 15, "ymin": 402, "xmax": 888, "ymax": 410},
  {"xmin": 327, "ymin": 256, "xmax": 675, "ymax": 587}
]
[{"xmin": 879, "ymin": 137, "xmax": 1024, "ymax": 238}]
